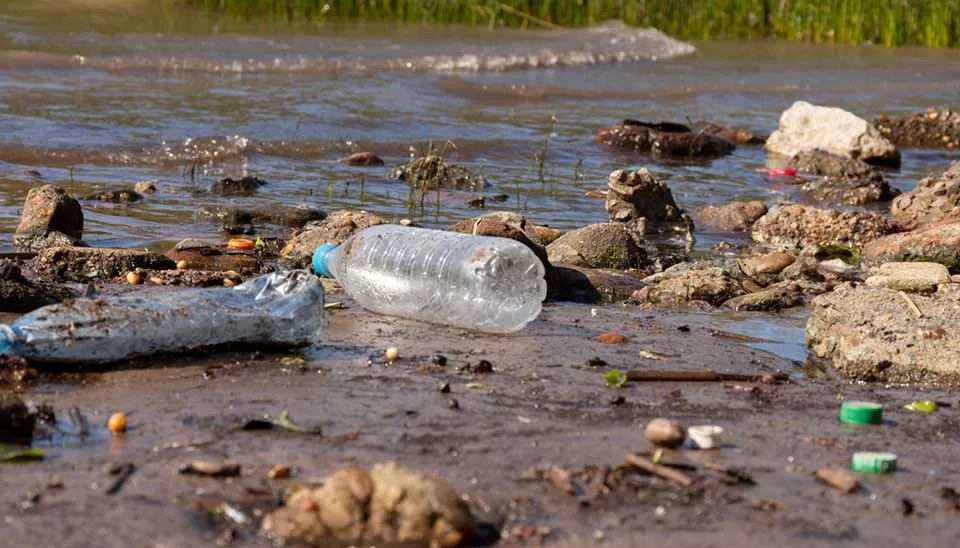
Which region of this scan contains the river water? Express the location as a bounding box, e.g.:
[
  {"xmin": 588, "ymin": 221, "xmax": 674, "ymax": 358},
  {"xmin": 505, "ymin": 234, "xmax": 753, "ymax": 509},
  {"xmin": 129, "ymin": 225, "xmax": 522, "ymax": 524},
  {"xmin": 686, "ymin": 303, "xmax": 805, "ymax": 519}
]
[{"xmin": 2, "ymin": 2, "xmax": 960, "ymax": 355}]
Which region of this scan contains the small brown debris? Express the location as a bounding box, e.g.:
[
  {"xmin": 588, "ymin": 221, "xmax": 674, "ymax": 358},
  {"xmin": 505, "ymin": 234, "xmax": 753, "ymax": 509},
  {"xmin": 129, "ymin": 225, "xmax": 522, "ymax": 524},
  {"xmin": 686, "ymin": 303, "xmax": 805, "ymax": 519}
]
[
  {"xmin": 447, "ymin": 398, "xmax": 460, "ymax": 409},
  {"xmin": 268, "ymin": 465, "xmax": 292, "ymax": 479},
  {"xmin": 385, "ymin": 347, "xmax": 400, "ymax": 361},
  {"xmin": 176, "ymin": 259, "xmax": 188, "ymax": 270},
  {"xmin": 179, "ymin": 461, "xmax": 241, "ymax": 478},
  {"xmin": 438, "ymin": 382, "xmax": 451, "ymax": 394},
  {"xmin": 586, "ymin": 357, "xmax": 607, "ymax": 367},
  {"xmin": 125, "ymin": 271, "xmax": 143, "ymax": 285},
  {"xmin": 815, "ymin": 465, "xmax": 860, "ymax": 494},
  {"xmin": 593, "ymin": 332, "xmax": 628, "ymax": 345},
  {"xmin": 624, "ymin": 452, "xmax": 692, "ymax": 486},
  {"xmin": 107, "ymin": 412, "xmax": 127, "ymax": 434},
  {"xmin": 643, "ymin": 418, "xmax": 686, "ymax": 449},
  {"xmin": 545, "ymin": 465, "xmax": 584, "ymax": 497},
  {"xmin": 339, "ymin": 151, "xmax": 384, "ymax": 166}
]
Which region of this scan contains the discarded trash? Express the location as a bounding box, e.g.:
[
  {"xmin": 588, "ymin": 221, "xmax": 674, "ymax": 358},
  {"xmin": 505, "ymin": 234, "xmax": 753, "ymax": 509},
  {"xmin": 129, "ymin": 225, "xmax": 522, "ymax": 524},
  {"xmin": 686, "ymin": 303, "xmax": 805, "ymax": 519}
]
[
  {"xmin": 905, "ymin": 400, "xmax": 938, "ymax": 413},
  {"xmin": 644, "ymin": 418, "xmax": 686, "ymax": 449},
  {"xmin": 179, "ymin": 460, "xmax": 242, "ymax": 477},
  {"xmin": 851, "ymin": 452, "xmax": 897, "ymax": 473},
  {"xmin": 0, "ymin": 445, "xmax": 43, "ymax": 462},
  {"xmin": 767, "ymin": 168, "xmax": 797, "ymax": 177},
  {"xmin": 226, "ymin": 237, "xmax": 255, "ymax": 250},
  {"xmin": 839, "ymin": 401, "xmax": 883, "ymax": 425},
  {"xmin": 313, "ymin": 224, "xmax": 547, "ymax": 333},
  {"xmin": 815, "ymin": 465, "xmax": 860, "ymax": 494},
  {"xmin": 107, "ymin": 412, "xmax": 128, "ymax": 435},
  {"xmin": 0, "ymin": 269, "xmax": 324, "ymax": 365},
  {"xmin": 687, "ymin": 425, "xmax": 724, "ymax": 450}
]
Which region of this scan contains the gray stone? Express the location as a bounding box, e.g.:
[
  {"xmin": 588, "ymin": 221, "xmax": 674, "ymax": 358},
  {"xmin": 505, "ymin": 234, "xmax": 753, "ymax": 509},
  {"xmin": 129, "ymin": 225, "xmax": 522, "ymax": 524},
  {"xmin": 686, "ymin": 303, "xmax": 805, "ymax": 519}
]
[
  {"xmin": 605, "ymin": 168, "xmax": 688, "ymax": 235},
  {"xmin": 722, "ymin": 284, "xmax": 805, "ymax": 311},
  {"xmin": 694, "ymin": 201, "xmax": 767, "ymax": 232},
  {"xmin": 765, "ymin": 101, "xmax": 901, "ymax": 166},
  {"xmin": 280, "ymin": 210, "xmax": 390, "ymax": 269},
  {"xmin": 640, "ymin": 264, "xmax": 744, "ymax": 306},
  {"xmin": 34, "ymin": 247, "xmax": 177, "ymax": 283},
  {"xmin": 751, "ymin": 204, "xmax": 896, "ymax": 251},
  {"xmin": 889, "ymin": 161, "xmax": 960, "ymax": 231},
  {"xmin": 807, "ymin": 283, "xmax": 960, "ymax": 382},
  {"xmin": 864, "ymin": 262, "xmax": 951, "ymax": 293},
  {"xmin": 0, "ymin": 260, "xmax": 73, "ymax": 313},
  {"xmin": 546, "ymin": 222, "xmax": 647, "ymax": 270},
  {"xmin": 861, "ymin": 218, "xmax": 960, "ymax": 270}
]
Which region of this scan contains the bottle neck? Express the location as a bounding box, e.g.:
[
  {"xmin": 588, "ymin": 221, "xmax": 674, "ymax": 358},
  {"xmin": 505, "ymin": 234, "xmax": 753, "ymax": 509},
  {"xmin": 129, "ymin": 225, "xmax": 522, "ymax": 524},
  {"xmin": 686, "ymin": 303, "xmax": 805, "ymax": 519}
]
[
  {"xmin": 312, "ymin": 244, "xmax": 339, "ymax": 278},
  {"xmin": 0, "ymin": 324, "xmax": 16, "ymax": 356}
]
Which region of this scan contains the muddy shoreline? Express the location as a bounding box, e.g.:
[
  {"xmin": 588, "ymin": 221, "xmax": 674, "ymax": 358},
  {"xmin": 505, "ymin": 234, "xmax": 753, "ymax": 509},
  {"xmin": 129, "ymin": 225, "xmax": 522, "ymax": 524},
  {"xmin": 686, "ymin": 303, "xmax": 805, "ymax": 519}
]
[{"xmin": 2, "ymin": 300, "xmax": 959, "ymax": 547}]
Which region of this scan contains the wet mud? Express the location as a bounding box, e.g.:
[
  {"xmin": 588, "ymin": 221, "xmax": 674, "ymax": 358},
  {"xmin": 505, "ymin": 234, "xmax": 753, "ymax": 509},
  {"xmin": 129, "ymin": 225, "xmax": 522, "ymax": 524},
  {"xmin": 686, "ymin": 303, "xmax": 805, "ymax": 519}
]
[{"xmin": 3, "ymin": 300, "xmax": 960, "ymax": 547}]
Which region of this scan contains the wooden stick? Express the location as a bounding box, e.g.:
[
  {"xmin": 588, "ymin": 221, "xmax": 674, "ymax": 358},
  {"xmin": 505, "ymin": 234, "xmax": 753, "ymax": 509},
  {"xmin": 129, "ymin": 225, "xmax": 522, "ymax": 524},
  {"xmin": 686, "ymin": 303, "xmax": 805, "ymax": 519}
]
[
  {"xmin": 899, "ymin": 291, "xmax": 924, "ymax": 319},
  {"xmin": 625, "ymin": 453, "xmax": 693, "ymax": 486},
  {"xmin": 624, "ymin": 369, "xmax": 788, "ymax": 383}
]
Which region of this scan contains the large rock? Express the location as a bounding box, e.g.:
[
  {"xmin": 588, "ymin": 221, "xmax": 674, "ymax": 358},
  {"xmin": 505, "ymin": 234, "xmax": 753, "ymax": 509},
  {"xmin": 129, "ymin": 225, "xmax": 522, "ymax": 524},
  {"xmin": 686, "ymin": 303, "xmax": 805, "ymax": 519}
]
[
  {"xmin": 807, "ymin": 283, "xmax": 960, "ymax": 382},
  {"xmin": 449, "ymin": 212, "xmax": 549, "ymax": 267},
  {"xmin": 0, "ymin": 260, "xmax": 72, "ymax": 313},
  {"xmin": 694, "ymin": 201, "xmax": 767, "ymax": 232},
  {"xmin": 889, "ymin": 162, "xmax": 960, "ymax": 231},
  {"xmin": 595, "ymin": 119, "xmax": 736, "ymax": 158},
  {"xmin": 765, "ymin": 101, "xmax": 901, "ymax": 167},
  {"xmin": 639, "ymin": 264, "xmax": 744, "ymax": 307},
  {"xmin": 874, "ymin": 108, "xmax": 960, "ymax": 150},
  {"xmin": 196, "ymin": 205, "xmax": 325, "ymax": 229},
  {"xmin": 391, "ymin": 155, "xmax": 486, "ymax": 191},
  {"xmin": 261, "ymin": 462, "xmax": 475, "ymax": 547},
  {"xmin": 722, "ymin": 284, "xmax": 804, "ymax": 312},
  {"xmin": 546, "ymin": 222, "xmax": 647, "ymax": 270},
  {"xmin": 549, "ymin": 265, "xmax": 647, "ymax": 304},
  {"xmin": 751, "ymin": 204, "xmax": 896, "ymax": 251},
  {"xmin": 280, "ymin": 210, "xmax": 389, "ymax": 269},
  {"xmin": 605, "ymin": 168, "xmax": 688, "ymax": 234},
  {"xmin": 861, "ymin": 218, "xmax": 960, "ymax": 270},
  {"xmin": 13, "ymin": 185, "xmax": 85, "ymax": 253},
  {"xmin": 864, "ymin": 261, "xmax": 951, "ymax": 293},
  {"xmin": 786, "ymin": 149, "xmax": 900, "ymax": 206},
  {"xmin": 33, "ymin": 247, "xmax": 177, "ymax": 283}
]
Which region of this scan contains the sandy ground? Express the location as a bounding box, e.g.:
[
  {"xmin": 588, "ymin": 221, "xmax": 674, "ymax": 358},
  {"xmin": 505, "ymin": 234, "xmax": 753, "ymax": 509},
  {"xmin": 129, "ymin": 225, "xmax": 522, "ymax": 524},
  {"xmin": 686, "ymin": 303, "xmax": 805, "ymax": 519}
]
[{"xmin": 3, "ymin": 298, "xmax": 960, "ymax": 548}]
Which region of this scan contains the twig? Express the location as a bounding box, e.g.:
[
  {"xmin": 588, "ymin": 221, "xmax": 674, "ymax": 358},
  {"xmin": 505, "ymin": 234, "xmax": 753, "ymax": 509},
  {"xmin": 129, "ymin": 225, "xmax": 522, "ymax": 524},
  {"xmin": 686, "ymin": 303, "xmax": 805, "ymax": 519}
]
[
  {"xmin": 624, "ymin": 369, "xmax": 788, "ymax": 383},
  {"xmin": 625, "ymin": 452, "xmax": 692, "ymax": 486},
  {"xmin": 899, "ymin": 291, "xmax": 923, "ymax": 318}
]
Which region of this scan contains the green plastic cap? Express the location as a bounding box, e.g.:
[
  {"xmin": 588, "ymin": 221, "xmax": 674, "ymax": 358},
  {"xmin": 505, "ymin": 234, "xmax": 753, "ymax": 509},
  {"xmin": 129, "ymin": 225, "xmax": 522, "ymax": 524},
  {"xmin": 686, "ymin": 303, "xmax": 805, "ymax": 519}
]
[
  {"xmin": 840, "ymin": 401, "xmax": 883, "ymax": 425},
  {"xmin": 852, "ymin": 452, "xmax": 897, "ymax": 473}
]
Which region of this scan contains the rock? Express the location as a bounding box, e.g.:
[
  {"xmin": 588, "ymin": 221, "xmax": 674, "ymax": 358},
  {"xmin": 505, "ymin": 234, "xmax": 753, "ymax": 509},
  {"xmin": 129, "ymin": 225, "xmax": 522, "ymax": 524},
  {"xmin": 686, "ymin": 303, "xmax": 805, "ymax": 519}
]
[
  {"xmin": 549, "ymin": 265, "xmax": 646, "ymax": 304},
  {"xmin": 640, "ymin": 264, "xmax": 744, "ymax": 306},
  {"xmin": 0, "ymin": 260, "xmax": 73, "ymax": 313},
  {"xmin": 339, "ymin": 151, "xmax": 385, "ymax": 166},
  {"xmin": 449, "ymin": 212, "xmax": 549, "ymax": 266},
  {"xmin": 13, "ymin": 184, "xmax": 85, "ymax": 253},
  {"xmin": 643, "ymin": 418, "xmax": 686, "ymax": 449},
  {"xmin": 196, "ymin": 205, "xmax": 325, "ymax": 229},
  {"xmin": 889, "ymin": 162, "xmax": 960, "ymax": 231},
  {"xmin": 595, "ymin": 119, "xmax": 736, "ymax": 158},
  {"xmin": 873, "ymin": 108, "xmax": 960, "ymax": 149},
  {"xmin": 261, "ymin": 461, "xmax": 475, "ymax": 547},
  {"xmin": 533, "ymin": 225, "xmax": 562, "ymax": 245},
  {"xmin": 807, "ymin": 283, "xmax": 960, "ymax": 382},
  {"xmin": 210, "ymin": 176, "xmax": 268, "ymax": 195},
  {"xmin": 280, "ymin": 210, "xmax": 389, "ymax": 269},
  {"xmin": 694, "ymin": 201, "xmax": 767, "ymax": 232},
  {"xmin": 786, "ymin": 149, "xmax": 900, "ymax": 206},
  {"xmin": 816, "ymin": 258, "xmax": 860, "ymax": 281},
  {"xmin": 605, "ymin": 168, "xmax": 688, "ymax": 234},
  {"xmin": 84, "ymin": 190, "xmax": 143, "ymax": 203},
  {"xmin": 690, "ymin": 121, "xmax": 765, "ymax": 145},
  {"xmin": 740, "ymin": 251, "xmax": 796, "ymax": 277},
  {"xmin": 33, "ymin": 247, "xmax": 177, "ymax": 283},
  {"xmin": 165, "ymin": 240, "xmax": 264, "ymax": 273},
  {"xmin": 391, "ymin": 155, "xmax": 487, "ymax": 191},
  {"xmin": 865, "ymin": 262, "xmax": 951, "ymax": 293},
  {"xmin": 861, "ymin": 218, "xmax": 960, "ymax": 270},
  {"xmin": 117, "ymin": 268, "xmax": 245, "ymax": 288},
  {"xmin": 133, "ymin": 180, "xmax": 158, "ymax": 194},
  {"xmin": 765, "ymin": 101, "xmax": 900, "ymax": 167},
  {"xmin": 0, "ymin": 394, "xmax": 36, "ymax": 444},
  {"xmin": 546, "ymin": 222, "xmax": 647, "ymax": 270},
  {"xmin": 751, "ymin": 204, "xmax": 896, "ymax": 251},
  {"xmin": 722, "ymin": 284, "xmax": 804, "ymax": 311}
]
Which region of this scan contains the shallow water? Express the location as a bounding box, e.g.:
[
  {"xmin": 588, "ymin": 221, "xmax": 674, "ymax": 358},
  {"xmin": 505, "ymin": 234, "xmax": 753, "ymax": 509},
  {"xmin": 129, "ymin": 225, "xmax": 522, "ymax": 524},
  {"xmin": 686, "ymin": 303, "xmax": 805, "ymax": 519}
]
[{"xmin": 2, "ymin": 4, "xmax": 959, "ymax": 266}]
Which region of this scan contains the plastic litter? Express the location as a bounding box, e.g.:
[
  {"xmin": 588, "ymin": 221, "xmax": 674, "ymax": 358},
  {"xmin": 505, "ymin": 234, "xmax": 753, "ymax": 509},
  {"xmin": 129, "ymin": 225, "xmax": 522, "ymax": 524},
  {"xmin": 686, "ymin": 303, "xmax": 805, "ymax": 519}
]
[
  {"xmin": 0, "ymin": 269, "xmax": 324, "ymax": 365},
  {"xmin": 851, "ymin": 452, "xmax": 897, "ymax": 473},
  {"xmin": 687, "ymin": 425, "xmax": 724, "ymax": 449},
  {"xmin": 839, "ymin": 401, "xmax": 883, "ymax": 425},
  {"xmin": 313, "ymin": 224, "xmax": 547, "ymax": 333}
]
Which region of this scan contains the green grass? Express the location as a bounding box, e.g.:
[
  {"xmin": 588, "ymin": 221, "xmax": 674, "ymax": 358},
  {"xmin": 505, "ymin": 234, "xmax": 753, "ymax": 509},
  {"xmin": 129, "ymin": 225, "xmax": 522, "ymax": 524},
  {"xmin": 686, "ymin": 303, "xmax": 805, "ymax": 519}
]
[{"xmin": 168, "ymin": 0, "xmax": 960, "ymax": 47}]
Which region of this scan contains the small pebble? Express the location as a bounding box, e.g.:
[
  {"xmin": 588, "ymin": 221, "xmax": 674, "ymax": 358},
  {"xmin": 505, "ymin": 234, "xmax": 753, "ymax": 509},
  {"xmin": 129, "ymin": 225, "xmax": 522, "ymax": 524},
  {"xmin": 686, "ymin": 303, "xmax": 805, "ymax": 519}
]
[
  {"xmin": 176, "ymin": 259, "xmax": 188, "ymax": 270},
  {"xmin": 385, "ymin": 347, "xmax": 400, "ymax": 361},
  {"xmin": 223, "ymin": 278, "xmax": 237, "ymax": 287},
  {"xmin": 125, "ymin": 272, "xmax": 142, "ymax": 285},
  {"xmin": 107, "ymin": 412, "xmax": 128, "ymax": 434},
  {"xmin": 267, "ymin": 464, "xmax": 291, "ymax": 479},
  {"xmin": 644, "ymin": 417, "xmax": 686, "ymax": 449}
]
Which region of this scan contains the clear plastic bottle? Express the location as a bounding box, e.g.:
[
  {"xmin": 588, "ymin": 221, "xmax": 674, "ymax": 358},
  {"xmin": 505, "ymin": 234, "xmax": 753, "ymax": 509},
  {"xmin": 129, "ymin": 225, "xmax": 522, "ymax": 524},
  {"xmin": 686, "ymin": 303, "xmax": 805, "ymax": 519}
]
[
  {"xmin": 0, "ymin": 269, "xmax": 325, "ymax": 365},
  {"xmin": 312, "ymin": 224, "xmax": 547, "ymax": 333}
]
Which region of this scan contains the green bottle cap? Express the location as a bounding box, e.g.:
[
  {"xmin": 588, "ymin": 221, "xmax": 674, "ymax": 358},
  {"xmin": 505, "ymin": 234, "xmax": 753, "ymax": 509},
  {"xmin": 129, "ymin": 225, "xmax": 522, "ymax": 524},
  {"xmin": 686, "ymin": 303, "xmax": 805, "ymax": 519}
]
[
  {"xmin": 840, "ymin": 401, "xmax": 883, "ymax": 425},
  {"xmin": 851, "ymin": 452, "xmax": 897, "ymax": 473}
]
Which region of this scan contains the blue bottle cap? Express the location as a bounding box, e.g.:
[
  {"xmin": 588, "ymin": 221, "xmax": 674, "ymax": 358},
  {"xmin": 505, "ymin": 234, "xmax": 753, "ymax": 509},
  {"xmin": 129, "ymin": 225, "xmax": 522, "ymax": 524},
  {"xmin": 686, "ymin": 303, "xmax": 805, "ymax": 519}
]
[{"xmin": 312, "ymin": 244, "xmax": 338, "ymax": 278}]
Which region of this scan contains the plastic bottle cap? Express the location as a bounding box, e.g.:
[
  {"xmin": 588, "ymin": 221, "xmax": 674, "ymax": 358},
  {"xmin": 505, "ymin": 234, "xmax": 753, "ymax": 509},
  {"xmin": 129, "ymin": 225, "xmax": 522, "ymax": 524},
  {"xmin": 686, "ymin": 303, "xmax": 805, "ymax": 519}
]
[
  {"xmin": 851, "ymin": 452, "xmax": 897, "ymax": 473},
  {"xmin": 312, "ymin": 244, "xmax": 337, "ymax": 278},
  {"xmin": 839, "ymin": 401, "xmax": 883, "ymax": 425}
]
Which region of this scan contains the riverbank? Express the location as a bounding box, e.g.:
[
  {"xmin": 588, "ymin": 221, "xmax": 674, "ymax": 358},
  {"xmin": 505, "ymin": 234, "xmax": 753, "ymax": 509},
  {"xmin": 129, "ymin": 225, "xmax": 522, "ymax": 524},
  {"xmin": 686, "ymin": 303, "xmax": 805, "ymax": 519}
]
[{"xmin": 168, "ymin": 0, "xmax": 960, "ymax": 48}]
